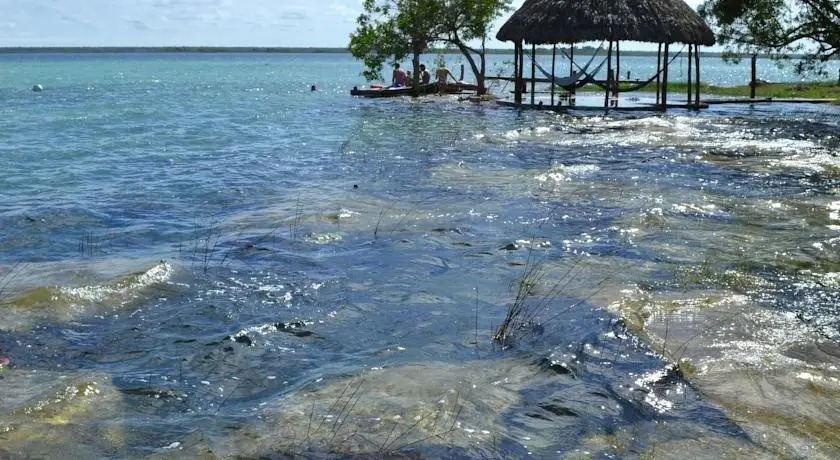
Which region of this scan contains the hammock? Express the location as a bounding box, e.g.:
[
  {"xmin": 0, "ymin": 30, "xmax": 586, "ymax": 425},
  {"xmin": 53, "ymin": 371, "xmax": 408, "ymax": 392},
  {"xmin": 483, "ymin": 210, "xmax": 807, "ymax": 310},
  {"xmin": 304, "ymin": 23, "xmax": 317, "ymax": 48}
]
[
  {"xmin": 533, "ymin": 56, "xmax": 608, "ymax": 90},
  {"xmin": 561, "ymin": 46, "xmax": 685, "ymax": 93},
  {"xmin": 525, "ymin": 42, "xmax": 605, "ymax": 89}
]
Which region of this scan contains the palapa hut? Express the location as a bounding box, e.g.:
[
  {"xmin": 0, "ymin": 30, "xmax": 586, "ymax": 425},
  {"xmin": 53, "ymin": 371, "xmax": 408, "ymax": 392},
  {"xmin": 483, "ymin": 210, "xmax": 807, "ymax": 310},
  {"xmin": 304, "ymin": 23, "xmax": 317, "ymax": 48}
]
[{"xmin": 495, "ymin": 0, "xmax": 715, "ymax": 109}]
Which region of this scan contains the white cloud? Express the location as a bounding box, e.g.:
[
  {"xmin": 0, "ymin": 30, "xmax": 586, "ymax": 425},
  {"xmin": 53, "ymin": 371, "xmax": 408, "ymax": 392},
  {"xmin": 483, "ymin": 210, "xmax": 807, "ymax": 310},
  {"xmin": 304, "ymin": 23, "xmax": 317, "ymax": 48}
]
[{"xmin": 0, "ymin": 0, "xmax": 710, "ymax": 47}]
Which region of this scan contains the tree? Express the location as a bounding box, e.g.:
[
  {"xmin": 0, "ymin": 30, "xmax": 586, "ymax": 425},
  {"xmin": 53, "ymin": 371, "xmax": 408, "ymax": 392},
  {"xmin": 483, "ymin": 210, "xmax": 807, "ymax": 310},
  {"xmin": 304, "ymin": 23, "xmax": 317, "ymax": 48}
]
[
  {"xmin": 349, "ymin": 0, "xmax": 442, "ymax": 93},
  {"xmin": 435, "ymin": 0, "xmax": 512, "ymax": 95},
  {"xmin": 699, "ymin": 0, "xmax": 840, "ymax": 74},
  {"xmin": 349, "ymin": 0, "xmax": 512, "ymax": 95}
]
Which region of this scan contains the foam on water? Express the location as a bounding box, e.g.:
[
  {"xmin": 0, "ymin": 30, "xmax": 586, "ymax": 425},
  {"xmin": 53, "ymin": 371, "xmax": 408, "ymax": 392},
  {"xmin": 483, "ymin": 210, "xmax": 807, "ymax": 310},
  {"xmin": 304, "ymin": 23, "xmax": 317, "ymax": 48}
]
[
  {"xmin": 58, "ymin": 261, "xmax": 172, "ymax": 305},
  {"xmin": 535, "ymin": 163, "xmax": 600, "ymax": 186},
  {"xmin": 2, "ymin": 53, "xmax": 840, "ymax": 457}
]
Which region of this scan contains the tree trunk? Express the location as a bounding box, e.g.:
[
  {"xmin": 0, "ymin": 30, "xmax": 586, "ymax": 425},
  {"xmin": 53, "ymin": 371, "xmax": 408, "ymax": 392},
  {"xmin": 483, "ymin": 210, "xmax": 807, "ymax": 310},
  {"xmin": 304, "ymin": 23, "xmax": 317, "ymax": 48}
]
[
  {"xmin": 454, "ymin": 42, "xmax": 484, "ymax": 95},
  {"xmin": 478, "ymin": 38, "xmax": 487, "ymax": 95},
  {"xmin": 411, "ymin": 48, "xmax": 421, "ymax": 98}
]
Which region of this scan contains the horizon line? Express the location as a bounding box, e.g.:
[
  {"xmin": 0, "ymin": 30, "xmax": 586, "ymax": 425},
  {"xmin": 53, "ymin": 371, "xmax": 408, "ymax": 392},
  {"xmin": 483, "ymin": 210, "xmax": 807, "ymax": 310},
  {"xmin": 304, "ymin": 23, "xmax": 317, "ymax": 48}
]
[{"xmin": 0, "ymin": 46, "xmax": 744, "ymax": 58}]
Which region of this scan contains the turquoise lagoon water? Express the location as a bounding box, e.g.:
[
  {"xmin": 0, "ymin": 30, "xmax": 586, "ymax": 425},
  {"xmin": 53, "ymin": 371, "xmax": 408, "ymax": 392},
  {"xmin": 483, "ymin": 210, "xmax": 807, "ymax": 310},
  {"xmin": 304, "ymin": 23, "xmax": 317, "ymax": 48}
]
[{"xmin": 0, "ymin": 52, "xmax": 839, "ymax": 458}]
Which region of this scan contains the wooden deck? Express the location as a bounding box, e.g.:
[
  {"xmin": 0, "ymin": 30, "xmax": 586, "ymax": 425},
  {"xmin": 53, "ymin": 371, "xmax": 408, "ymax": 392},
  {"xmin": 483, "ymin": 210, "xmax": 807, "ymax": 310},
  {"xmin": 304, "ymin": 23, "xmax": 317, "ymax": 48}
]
[{"xmin": 496, "ymin": 100, "xmax": 708, "ymax": 112}]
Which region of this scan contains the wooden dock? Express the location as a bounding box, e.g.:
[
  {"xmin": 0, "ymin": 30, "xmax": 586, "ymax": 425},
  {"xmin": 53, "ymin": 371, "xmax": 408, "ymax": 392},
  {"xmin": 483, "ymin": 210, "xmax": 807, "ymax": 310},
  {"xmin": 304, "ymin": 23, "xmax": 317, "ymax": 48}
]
[{"xmin": 496, "ymin": 100, "xmax": 708, "ymax": 112}]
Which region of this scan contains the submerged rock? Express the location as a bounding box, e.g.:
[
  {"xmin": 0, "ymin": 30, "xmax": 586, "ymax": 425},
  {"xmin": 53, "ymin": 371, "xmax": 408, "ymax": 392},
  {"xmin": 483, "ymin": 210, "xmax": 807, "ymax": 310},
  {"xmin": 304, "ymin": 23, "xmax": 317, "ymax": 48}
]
[
  {"xmin": 500, "ymin": 239, "xmax": 552, "ymax": 251},
  {"xmin": 0, "ymin": 371, "xmax": 125, "ymax": 457},
  {"xmin": 609, "ymin": 287, "xmax": 840, "ymax": 458},
  {"xmin": 0, "ymin": 261, "xmax": 175, "ymax": 331},
  {"xmin": 210, "ymin": 360, "xmax": 541, "ymax": 458},
  {"xmin": 228, "ymin": 319, "xmax": 316, "ymax": 346}
]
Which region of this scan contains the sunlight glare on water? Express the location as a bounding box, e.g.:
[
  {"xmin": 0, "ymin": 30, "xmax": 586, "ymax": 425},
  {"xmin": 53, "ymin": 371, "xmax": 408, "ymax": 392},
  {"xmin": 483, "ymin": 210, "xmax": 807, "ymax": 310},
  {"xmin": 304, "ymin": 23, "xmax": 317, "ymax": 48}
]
[{"xmin": 0, "ymin": 52, "xmax": 839, "ymax": 458}]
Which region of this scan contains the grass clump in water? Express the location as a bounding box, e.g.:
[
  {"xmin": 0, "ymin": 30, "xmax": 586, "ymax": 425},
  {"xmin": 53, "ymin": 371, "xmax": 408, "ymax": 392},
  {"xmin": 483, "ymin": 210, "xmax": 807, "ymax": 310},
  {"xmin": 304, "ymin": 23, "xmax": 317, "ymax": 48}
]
[{"xmin": 493, "ymin": 249, "xmax": 602, "ymax": 349}]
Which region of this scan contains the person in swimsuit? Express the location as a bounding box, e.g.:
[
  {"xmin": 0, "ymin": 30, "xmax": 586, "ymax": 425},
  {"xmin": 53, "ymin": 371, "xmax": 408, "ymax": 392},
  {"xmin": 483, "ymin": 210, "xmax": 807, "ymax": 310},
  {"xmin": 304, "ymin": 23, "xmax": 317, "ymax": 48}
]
[{"xmin": 436, "ymin": 66, "xmax": 457, "ymax": 84}]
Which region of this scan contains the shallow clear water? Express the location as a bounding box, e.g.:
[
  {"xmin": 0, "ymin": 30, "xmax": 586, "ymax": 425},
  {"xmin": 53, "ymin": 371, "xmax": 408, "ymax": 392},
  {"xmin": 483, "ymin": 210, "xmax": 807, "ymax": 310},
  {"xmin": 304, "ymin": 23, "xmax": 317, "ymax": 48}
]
[{"xmin": 0, "ymin": 53, "xmax": 839, "ymax": 458}]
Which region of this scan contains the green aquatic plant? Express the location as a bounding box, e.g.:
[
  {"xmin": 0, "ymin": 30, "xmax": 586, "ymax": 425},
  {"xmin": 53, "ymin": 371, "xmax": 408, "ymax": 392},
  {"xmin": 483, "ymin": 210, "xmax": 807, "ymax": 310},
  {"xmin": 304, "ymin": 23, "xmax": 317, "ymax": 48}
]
[
  {"xmin": 291, "ymin": 192, "xmax": 304, "ymax": 241},
  {"xmin": 374, "ymin": 207, "xmax": 387, "ymax": 238},
  {"xmin": 181, "ymin": 214, "xmax": 226, "ymax": 276},
  {"xmin": 77, "ymin": 228, "xmax": 116, "ymax": 257},
  {"xmin": 0, "ymin": 262, "xmax": 28, "ymax": 307},
  {"xmin": 721, "ymin": 401, "xmax": 840, "ymax": 455},
  {"xmin": 262, "ymin": 377, "xmax": 464, "ymax": 457},
  {"xmin": 493, "ymin": 249, "xmax": 606, "ymax": 348},
  {"xmin": 493, "ymin": 249, "xmax": 547, "ymax": 347},
  {"xmin": 821, "ymin": 163, "xmax": 840, "ymax": 180}
]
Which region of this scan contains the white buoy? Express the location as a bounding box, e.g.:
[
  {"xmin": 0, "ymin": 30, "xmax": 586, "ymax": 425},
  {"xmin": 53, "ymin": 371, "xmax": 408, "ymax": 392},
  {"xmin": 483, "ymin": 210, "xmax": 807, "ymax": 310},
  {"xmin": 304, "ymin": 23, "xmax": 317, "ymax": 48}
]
[{"xmin": 32, "ymin": 84, "xmax": 43, "ymax": 92}]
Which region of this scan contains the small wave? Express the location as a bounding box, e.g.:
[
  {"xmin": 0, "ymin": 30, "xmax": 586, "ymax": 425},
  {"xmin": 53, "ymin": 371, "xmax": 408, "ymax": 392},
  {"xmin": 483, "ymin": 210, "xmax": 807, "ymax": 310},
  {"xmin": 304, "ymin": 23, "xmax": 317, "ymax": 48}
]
[
  {"xmin": 828, "ymin": 202, "xmax": 840, "ymax": 222},
  {"xmin": 671, "ymin": 202, "xmax": 719, "ymax": 217},
  {"xmin": 535, "ymin": 164, "xmax": 599, "ymax": 185},
  {"xmin": 58, "ymin": 261, "xmax": 173, "ymax": 305},
  {"xmin": 3, "ymin": 261, "xmax": 174, "ymax": 329}
]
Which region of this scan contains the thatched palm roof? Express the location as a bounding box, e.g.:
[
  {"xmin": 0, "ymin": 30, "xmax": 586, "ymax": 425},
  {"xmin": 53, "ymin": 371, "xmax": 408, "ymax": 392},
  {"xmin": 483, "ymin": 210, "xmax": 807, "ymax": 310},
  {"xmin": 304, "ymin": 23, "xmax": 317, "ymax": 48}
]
[{"xmin": 496, "ymin": 0, "xmax": 715, "ymax": 45}]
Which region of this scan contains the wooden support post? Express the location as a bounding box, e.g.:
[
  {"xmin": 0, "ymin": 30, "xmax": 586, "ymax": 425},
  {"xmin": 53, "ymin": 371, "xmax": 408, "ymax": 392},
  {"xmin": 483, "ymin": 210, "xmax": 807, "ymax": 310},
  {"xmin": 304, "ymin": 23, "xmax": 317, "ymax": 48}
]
[
  {"xmin": 604, "ymin": 41, "xmax": 613, "ymax": 108},
  {"xmin": 514, "ymin": 42, "xmax": 521, "ymax": 104},
  {"xmin": 551, "ymin": 44, "xmax": 556, "ymax": 106},
  {"xmin": 569, "ymin": 45, "xmax": 576, "ymax": 104},
  {"xmin": 662, "ymin": 43, "xmax": 670, "ymax": 108},
  {"xmin": 531, "ymin": 43, "xmax": 536, "ymax": 105},
  {"xmin": 687, "ymin": 45, "xmax": 693, "ymax": 107},
  {"xmin": 656, "ymin": 43, "xmax": 662, "ymax": 105},
  {"xmin": 750, "ymin": 54, "xmax": 757, "ymax": 99},
  {"xmin": 519, "ymin": 41, "xmax": 525, "ymax": 99},
  {"xmin": 615, "ymin": 41, "xmax": 621, "ymax": 103},
  {"xmin": 694, "ymin": 44, "xmax": 701, "ymax": 106}
]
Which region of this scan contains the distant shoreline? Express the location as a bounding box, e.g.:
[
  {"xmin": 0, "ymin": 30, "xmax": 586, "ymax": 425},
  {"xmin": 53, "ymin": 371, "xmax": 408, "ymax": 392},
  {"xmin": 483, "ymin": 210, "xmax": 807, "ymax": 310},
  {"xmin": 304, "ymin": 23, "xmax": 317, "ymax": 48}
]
[
  {"xmin": 0, "ymin": 47, "xmax": 829, "ymax": 60},
  {"xmin": 0, "ymin": 46, "xmax": 731, "ymax": 58}
]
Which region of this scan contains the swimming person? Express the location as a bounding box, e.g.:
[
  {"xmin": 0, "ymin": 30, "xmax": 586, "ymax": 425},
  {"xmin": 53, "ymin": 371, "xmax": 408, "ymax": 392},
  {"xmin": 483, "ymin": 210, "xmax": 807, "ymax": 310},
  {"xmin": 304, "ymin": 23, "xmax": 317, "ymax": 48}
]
[{"xmin": 391, "ymin": 63, "xmax": 407, "ymax": 87}]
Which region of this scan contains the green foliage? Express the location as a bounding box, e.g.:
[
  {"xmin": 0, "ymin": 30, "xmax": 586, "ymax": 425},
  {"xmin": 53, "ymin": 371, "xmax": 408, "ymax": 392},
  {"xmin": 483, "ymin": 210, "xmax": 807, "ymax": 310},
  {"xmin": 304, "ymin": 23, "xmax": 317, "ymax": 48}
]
[
  {"xmin": 348, "ymin": 0, "xmax": 512, "ymax": 87},
  {"xmin": 437, "ymin": 0, "xmax": 512, "ymax": 93},
  {"xmin": 438, "ymin": 0, "xmax": 511, "ymax": 42},
  {"xmin": 349, "ymin": 4, "xmax": 408, "ymax": 81},
  {"xmin": 348, "ymin": 0, "xmax": 443, "ymax": 82},
  {"xmin": 700, "ymin": 0, "xmax": 840, "ymax": 75}
]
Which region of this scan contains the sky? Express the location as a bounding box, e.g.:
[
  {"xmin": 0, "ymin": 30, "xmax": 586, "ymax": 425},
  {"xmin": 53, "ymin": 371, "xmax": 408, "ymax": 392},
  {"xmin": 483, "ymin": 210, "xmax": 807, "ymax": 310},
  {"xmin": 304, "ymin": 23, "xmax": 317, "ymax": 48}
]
[{"xmin": 0, "ymin": 0, "xmax": 705, "ymax": 49}]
